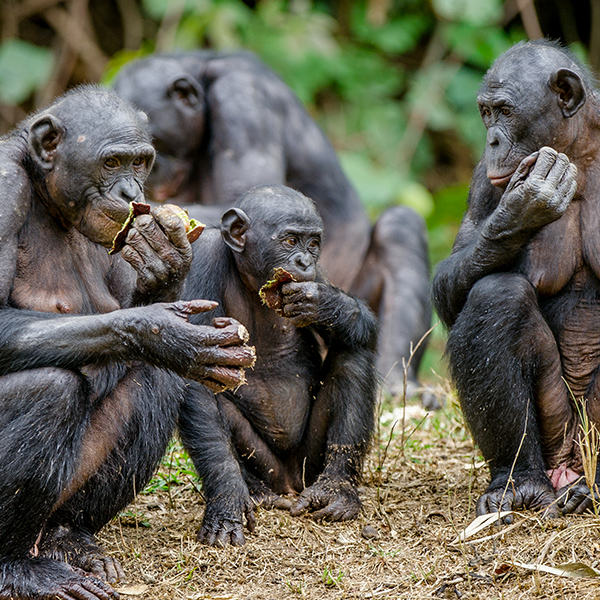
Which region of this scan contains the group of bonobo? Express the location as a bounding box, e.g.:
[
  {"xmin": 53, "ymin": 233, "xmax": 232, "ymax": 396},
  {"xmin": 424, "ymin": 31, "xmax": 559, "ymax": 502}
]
[{"xmin": 0, "ymin": 38, "xmax": 598, "ymax": 599}]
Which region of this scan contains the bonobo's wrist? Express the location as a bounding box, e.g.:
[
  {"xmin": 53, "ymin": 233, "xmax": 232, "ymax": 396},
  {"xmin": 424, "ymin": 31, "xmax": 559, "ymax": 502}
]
[{"xmin": 322, "ymin": 443, "xmax": 365, "ymax": 485}]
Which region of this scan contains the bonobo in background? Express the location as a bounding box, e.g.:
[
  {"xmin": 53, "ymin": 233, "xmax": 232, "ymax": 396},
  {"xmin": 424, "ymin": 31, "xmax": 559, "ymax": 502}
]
[
  {"xmin": 433, "ymin": 40, "xmax": 600, "ymax": 520},
  {"xmin": 113, "ymin": 51, "xmax": 433, "ymax": 403},
  {"xmin": 179, "ymin": 185, "xmax": 378, "ymax": 546},
  {"xmin": 0, "ymin": 86, "xmax": 254, "ymax": 600}
]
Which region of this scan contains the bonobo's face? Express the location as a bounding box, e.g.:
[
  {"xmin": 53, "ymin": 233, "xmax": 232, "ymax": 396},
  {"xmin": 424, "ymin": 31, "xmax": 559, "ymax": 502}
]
[
  {"xmin": 28, "ymin": 88, "xmax": 155, "ymax": 247},
  {"xmin": 477, "ymin": 44, "xmax": 586, "ymax": 188},
  {"xmin": 113, "ymin": 58, "xmax": 206, "ymax": 201},
  {"xmin": 221, "ymin": 186, "xmax": 324, "ymax": 294}
]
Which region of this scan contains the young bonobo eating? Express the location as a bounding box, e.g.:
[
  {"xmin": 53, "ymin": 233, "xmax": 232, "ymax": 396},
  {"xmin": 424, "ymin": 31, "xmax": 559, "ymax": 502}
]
[
  {"xmin": 433, "ymin": 40, "xmax": 600, "ymax": 520},
  {"xmin": 0, "ymin": 86, "xmax": 255, "ymax": 600},
  {"xmin": 180, "ymin": 185, "xmax": 379, "ymax": 546}
]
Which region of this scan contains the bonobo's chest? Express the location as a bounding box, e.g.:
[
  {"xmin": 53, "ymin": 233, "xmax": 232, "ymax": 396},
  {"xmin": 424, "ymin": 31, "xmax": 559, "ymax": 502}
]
[
  {"xmin": 523, "ymin": 197, "xmax": 600, "ymax": 296},
  {"xmin": 11, "ymin": 213, "xmax": 120, "ymax": 314}
]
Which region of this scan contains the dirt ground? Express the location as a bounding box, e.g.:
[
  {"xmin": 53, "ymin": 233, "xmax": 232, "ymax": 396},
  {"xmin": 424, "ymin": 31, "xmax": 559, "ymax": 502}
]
[{"xmin": 99, "ymin": 386, "xmax": 600, "ymax": 600}]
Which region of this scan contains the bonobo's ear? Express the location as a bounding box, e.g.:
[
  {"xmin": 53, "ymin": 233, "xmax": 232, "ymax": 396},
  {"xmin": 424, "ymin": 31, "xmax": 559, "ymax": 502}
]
[
  {"xmin": 29, "ymin": 115, "xmax": 64, "ymax": 169},
  {"xmin": 550, "ymin": 68, "xmax": 586, "ymax": 118},
  {"xmin": 168, "ymin": 75, "xmax": 203, "ymax": 110},
  {"xmin": 221, "ymin": 208, "xmax": 251, "ymax": 253}
]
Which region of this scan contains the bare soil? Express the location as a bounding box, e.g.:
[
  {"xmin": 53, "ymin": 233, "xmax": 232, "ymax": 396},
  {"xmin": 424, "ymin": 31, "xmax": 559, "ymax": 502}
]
[{"xmin": 100, "ymin": 388, "xmax": 600, "ymax": 600}]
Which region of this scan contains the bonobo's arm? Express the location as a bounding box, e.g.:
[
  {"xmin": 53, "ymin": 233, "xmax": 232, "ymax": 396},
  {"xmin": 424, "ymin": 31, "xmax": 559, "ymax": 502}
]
[
  {"xmin": 433, "ymin": 148, "xmax": 577, "ymax": 326},
  {"xmin": 278, "ymin": 277, "xmax": 379, "ymax": 351},
  {"xmin": 0, "ymin": 301, "xmax": 255, "ymax": 390}
]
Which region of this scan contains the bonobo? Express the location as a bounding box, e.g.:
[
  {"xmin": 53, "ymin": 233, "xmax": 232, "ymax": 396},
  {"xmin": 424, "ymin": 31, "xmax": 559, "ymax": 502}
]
[
  {"xmin": 0, "ymin": 86, "xmax": 254, "ymax": 600},
  {"xmin": 432, "ymin": 40, "xmax": 600, "ymax": 519},
  {"xmin": 113, "ymin": 51, "xmax": 432, "ymax": 402},
  {"xmin": 179, "ymin": 185, "xmax": 378, "ymax": 546}
]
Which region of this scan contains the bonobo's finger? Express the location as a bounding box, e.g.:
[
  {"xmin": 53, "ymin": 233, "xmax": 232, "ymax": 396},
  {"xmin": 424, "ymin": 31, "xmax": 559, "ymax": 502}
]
[
  {"xmin": 543, "ymin": 152, "xmax": 571, "ymax": 187},
  {"xmin": 558, "ymin": 484, "xmax": 594, "ymax": 514},
  {"xmin": 102, "ymin": 557, "xmax": 125, "ymax": 585},
  {"xmin": 280, "ymin": 281, "xmax": 304, "ymax": 295},
  {"xmin": 530, "ymin": 146, "xmax": 559, "ymax": 179},
  {"xmin": 476, "ymin": 492, "xmax": 514, "ymax": 524},
  {"xmin": 170, "ymin": 299, "xmax": 219, "ymax": 316},
  {"xmin": 210, "ymin": 319, "xmax": 250, "ymax": 344},
  {"xmin": 120, "ymin": 243, "xmax": 158, "ymax": 283},
  {"xmin": 151, "ymin": 205, "xmax": 189, "ymax": 250},
  {"xmin": 245, "ymin": 502, "xmax": 257, "ymax": 532},
  {"xmin": 506, "ymin": 152, "xmax": 539, "ymax": 191},
  {"xmin": 311, "ymin": 501, "xmax": 360, "ymax": 522},
  {"xmin": 68, "ymin": 577, "xmax": 117, "ymax": 600},
  {"xmin": 289, "ymin": 494, "xmax": 314, "ymax": 516},
  {"xmin": 127, "ymin": 216, "xmax": 179, "ymax": 273}
]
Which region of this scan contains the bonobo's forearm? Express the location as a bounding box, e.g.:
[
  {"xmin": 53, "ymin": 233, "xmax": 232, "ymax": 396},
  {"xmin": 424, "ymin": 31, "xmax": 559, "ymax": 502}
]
[
  {"xmin": 0, "ymin": 307, "xmax": 132, "ymax": 374},
  {"xmin": 433, "ymin": 220, "xmax": 530, "ymax": 327},
  {"xmin": 314, "ymin": 287, "xmax": 378, "ymax": 350}
]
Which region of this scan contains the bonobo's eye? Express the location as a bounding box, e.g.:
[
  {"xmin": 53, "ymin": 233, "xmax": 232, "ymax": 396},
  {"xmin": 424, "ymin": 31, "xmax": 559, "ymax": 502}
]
[
  {"xmin": 132, "ymin": 156, "xmax": 146, "ymax": 168},
  {"xmin": 500, "ymin": 106, "xmax": 512, "ymax": 117},
  {"xmin": 283, "ymin": 236, "xmax": 298, "ymax": 248},
  {"xmin": 104, "ymin": 157, "xmax": 120, "ymax": 169},
  {"xmin": 479, "ymin": 105, "xmax": 491, "ymax": 118},
  {"xmin": 308, "ymin": 238, "xmax": 320, "ymax": 252}
]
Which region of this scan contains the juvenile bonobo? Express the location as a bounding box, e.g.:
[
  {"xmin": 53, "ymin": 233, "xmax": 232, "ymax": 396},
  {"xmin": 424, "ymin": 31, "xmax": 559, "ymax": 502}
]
[
  {"xmin": 0, "ymin": 86, "xmax": 254, "ymax": 600},
  {"xmin": 432, "ymin": 40, "xmax": 600, "ymax": 519},
  {"xmin": 113, "ymin": 51, "xmax": 432, "ymax": 402},
  {"xmin": 180, "ymin": 185, "xmax": 378, "ymax": 546}
]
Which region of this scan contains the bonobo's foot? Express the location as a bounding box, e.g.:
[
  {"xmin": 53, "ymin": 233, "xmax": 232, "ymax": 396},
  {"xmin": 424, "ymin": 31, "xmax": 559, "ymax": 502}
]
[
  {"xmin": 245, "ymin": 475, "xmax": 294, "ymax": 511},
  {"xmin": 198, "ymin": 492, "xmax": 256, "ymax": 547},
  {"xmin": 38, "ymin": 524, "xmax": 125, "ymax": 584},
  {"xmin": 476, "ymin": 470, "xmax": 558, "ymax": 524},
  {"xmin": 290, "ymin": 475, "xmax": 361, "ymax": 521},
  {"xmin": 0, "ymin": 556, "xmax": 117, "ymax": 600},
  {"xmin": 557, "ymin": 477, "xmax": 600, "ymax": 515}
]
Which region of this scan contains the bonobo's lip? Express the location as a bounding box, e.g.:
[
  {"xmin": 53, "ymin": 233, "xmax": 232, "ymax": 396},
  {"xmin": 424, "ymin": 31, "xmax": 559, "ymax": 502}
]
[{"xmin": 488, "ymin": 170, "xmax": 516, "ymax": 187}]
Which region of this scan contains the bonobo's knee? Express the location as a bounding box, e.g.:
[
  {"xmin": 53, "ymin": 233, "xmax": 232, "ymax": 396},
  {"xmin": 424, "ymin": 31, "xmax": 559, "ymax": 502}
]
[
  {"xmin": 465, "ymin": 273, "xmax": 537, "ymax": 315},
  {"xmin": 372, "ymin": 205, "xmax": 428, "ymax": 252}
]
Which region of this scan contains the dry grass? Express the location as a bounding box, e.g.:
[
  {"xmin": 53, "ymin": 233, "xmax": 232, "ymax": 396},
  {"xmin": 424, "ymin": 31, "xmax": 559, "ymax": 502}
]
[{"xmin": 99, "ymin": 388, "xmax": 600, "ymax": 600}]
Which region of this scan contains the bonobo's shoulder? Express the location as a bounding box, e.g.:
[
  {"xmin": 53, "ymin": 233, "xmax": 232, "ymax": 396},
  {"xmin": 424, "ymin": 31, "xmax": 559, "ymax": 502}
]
[
  {"xmin": 0, "ymin": 131, "xmax": 32, "ymax": 216},
  {"xmin": 466, "ymin": 159, "xmax": 502, "ymax": 222}
]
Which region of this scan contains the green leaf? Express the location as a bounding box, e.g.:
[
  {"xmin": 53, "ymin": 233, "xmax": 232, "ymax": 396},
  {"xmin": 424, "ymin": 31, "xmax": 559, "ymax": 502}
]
[{"xmin": 0, "ymin": 39, "xmax": 54, "ymax": 105}]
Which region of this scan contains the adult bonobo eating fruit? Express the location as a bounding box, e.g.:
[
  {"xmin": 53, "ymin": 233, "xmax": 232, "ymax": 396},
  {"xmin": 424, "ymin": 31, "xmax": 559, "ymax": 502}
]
[
  {"xmin": 432, "ymin": 39, "xmax": 600, "ymax": 520},
  {"xmin": 112, "ymin": 50, "xmax": 433, "ymax": 404},
  {"xmin": 0, "ymin": 86, "xmax": 255, "ymax": 600},
  {"xmin": 179, "ymin": 185, "xmax": 378, "ymax": 546}
]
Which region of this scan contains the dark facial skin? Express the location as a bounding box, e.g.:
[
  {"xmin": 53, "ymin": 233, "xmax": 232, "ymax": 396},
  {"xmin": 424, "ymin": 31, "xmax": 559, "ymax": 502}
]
[
  {"xmin": 433, "ymin": 41, "xmax": 600, "ymax": 524},
  {"xmin": 113, "ymin": 51, "xmax": 433, "ymax": 404},
  {"xmin": 178, "ymin": 185, "xmax": 379, "ymax": 546},
  {"xmin": 0, "ymin": 86, "xmax": 255, "ymax": 600}
]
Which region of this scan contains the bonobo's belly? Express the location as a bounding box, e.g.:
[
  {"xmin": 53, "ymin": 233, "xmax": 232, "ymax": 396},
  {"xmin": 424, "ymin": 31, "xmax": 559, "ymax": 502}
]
[{"xmin": 233, "ymin": 344, "xmax": 320, "ymax": 453}]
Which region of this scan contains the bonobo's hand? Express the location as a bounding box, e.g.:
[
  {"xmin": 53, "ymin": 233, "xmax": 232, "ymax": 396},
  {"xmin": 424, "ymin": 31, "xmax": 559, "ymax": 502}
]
[
  {"xmin": 476, "ymin": 469, "xmax": 558, "ymax": 524},
  {"xmin": 278, "ymin": 281, "xmax": 328, "ymax": 328},
  {"xmin": 556, "ymin": 477, "xmax": 600, "ymax": 515},
  {"xmin": 485, "ymin": 147, "xmax": 577, "ymax": 240},
  {"xmin": 290, "ymin": 475, "xmax": 361, "ymax": 521},
  {"xmin": 197, "ymin": 492, "xmax": 256, "ymax": 547},
  {"xmin": 127, "ymin": 299, "xmax": 256, "ymax": 392},
  {"xmin": 121, "ymin": 204, "xmax": 194, "ymax": 301}
]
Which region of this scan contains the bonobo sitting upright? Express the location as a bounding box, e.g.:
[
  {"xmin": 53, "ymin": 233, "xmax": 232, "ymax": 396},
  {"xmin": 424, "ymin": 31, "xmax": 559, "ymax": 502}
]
[
  {"xmin": 180, "ymin": 185, "xmax": 378, "ymax": 546},
  {"xmin": 0, "ymin": 86, "xmax": 254, "ymax": 600},
  {"xmin": 113, "ymin": 51, "xmax": 431, "ymax": 402},
  {"xmin": 433, "ymin": 40, "xmax": 600, "ymax": 519}
]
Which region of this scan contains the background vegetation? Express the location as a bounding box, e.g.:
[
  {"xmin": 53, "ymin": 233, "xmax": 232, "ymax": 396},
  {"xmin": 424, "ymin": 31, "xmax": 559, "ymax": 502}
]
[{"xmin": 0, "ymin": 0, "xmax": 596, "ymax": 379}]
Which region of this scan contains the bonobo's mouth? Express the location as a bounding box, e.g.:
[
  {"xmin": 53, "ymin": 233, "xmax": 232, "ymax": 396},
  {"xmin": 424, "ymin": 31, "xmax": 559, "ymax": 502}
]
[{"xmin": 488, "ymin": 170, "xmax": 516, "ymax": 187}]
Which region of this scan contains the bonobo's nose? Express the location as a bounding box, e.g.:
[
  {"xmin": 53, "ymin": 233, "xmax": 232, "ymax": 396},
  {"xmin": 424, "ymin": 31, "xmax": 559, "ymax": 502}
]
[
  {"xmin": 291, "ymin": 252, "xmax": 316, "ymax": 280},
  {"xmin": 111, "ymin": 178, "xmax": 143, "ymax": 204}
]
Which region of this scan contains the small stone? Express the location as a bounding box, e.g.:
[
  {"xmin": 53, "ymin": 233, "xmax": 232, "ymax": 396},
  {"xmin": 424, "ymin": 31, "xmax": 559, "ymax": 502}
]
[{"xmin": 361, "ymin": 525, "xmax": 380, "ymax": 540}]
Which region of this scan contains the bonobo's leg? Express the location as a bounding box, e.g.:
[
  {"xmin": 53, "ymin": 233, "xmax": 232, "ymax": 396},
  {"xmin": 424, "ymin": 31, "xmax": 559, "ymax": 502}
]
[
  {"xmin": 0, "ymin": 368, "xmax": 117, "ymax": 600},
  {"xmin": 216, "ymin": 395, "xmax": 296, "ymax": 497},
  {"xmin": 350, "ymin": 206, "xmax": 432, "ymax": 403},
  {"xmin": 41, "ymin": 366, "xmax": 183, "ymax": 582},
  {"xmin": 448, "ymin": 273, "xmax": 576, "ymax": 520},
  {"xmin": 179, "ymin": 382, "xmax": 260, "ymax": 547},
  {"xmin": 289, "ymin": 344, "xmax": 377, "ymax": 521}
]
